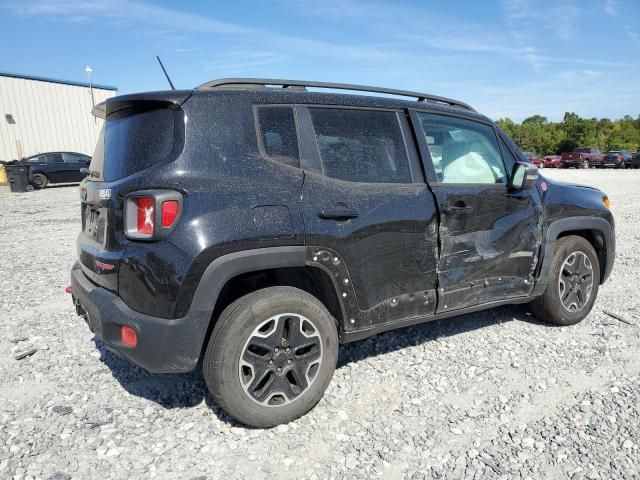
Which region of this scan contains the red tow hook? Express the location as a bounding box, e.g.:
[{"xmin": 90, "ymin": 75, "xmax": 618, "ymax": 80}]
[{"xmin": 65, "ymin": 285, "xmax": 73, "ymax": 294}]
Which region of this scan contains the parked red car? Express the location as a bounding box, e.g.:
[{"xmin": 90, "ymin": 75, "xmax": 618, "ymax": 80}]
[
  {"xmin": 561, "ymin": 148, "xmax": 604, "ymax": 168},
  {"xmin": 542, "ymin": 155, "xmax": 562, "ymax": 168},
  {"xmin": 524, "ymin": 152, "xmax": 544, "ymax": 168}
]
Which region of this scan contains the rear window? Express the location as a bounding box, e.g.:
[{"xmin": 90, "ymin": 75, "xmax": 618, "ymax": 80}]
[{"xmin": 89, "ymin": 108, "xmax": 179, "ymax": 182}]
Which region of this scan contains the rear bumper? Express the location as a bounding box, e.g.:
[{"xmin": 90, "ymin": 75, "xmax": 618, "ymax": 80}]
[
  {"xmin": 70, "ymin": 262, "xmax": 210, "ymax": 373},
  {"xmin": 603, "ymin": 160, "xmax": 623, "ymax": 167},
  {"xmin": 562, "ymin": 160, "xmax": 582, "ymax": 167}
]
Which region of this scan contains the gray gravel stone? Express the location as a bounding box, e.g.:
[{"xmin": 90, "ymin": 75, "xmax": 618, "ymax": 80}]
[{"xmin": 1, "ymin": 170, "xmax": 639, "ymax": 479}]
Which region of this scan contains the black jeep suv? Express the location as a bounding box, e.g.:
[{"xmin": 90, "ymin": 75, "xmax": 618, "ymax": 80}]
[{"xmin": 70, "ymin": 78, "xmax": 615, "ymax": 427}]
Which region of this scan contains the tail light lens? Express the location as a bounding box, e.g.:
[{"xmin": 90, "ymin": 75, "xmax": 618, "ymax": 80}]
[
  {"xmin": 120, "ymin": 325, "xmax": 137, "ymax": 347},
  {"xmin": 125, "ymin": 190, "xmax": 182, "ymax": 240},
  {"xmin": 161, "ymin": 200, "xmax": 180, "ymax": 228},
  {"xmin": 135, "ymin": 197, "xmax": 155, "ymax": 236}
]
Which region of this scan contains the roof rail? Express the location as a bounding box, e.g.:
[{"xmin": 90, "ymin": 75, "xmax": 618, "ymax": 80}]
[{"xmin": 196, "ymin": 78, "xmax": 475, "ymax": 111}]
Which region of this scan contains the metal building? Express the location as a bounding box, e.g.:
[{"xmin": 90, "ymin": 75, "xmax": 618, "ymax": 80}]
[{"xmin": 0, "ymin": 72, "xmax": 117, "ymax": 161}]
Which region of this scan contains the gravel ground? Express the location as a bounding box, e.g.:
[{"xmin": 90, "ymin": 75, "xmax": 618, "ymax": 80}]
[{"xmin": 1, "ymin": 169, "xmax": 639, "ymax": 480}]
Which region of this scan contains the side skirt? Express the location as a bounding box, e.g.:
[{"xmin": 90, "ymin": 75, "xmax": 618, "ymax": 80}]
[{"xmin": 340, "ymin": 295, "xmax": 533, "ymax": 343}]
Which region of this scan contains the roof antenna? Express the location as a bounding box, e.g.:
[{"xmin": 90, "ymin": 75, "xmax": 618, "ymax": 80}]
[{"xmin": 156, "ymin": 56, "xmax": 176, "ymax": 90}]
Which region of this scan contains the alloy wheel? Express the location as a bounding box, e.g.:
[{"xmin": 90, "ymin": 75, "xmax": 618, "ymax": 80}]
[
  {"xmin": 239, "ymin": 313, "xmax": 323, "ymax": 407},
  {"xmin": 558, "ymin": 251, "xmax": 594, "ymax": 312}
]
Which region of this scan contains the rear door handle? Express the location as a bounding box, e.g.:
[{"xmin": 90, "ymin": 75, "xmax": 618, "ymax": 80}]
[
  {"xmin": 443, "ymin": 204, "xmax": 474, "ymax": 215},
  {"xmin": 317, "ymin": 207, "xmax": 359, "ymax": 220}
]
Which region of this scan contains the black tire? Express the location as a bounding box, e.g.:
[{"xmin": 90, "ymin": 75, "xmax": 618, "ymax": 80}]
[
  {"xmin": 530, "ymin": 235, "xmax": 600, "ymax": 326},
  {"xmin": 31, "ymin": 173, "xmax": 48, "ymax": 189},
  {"xmin": 582, "ymin": 160, "xmax": 589, "ymax": 169},
  {"xmin": 203, "ymin": 286, "xmax": 339, "ymax": 428}
]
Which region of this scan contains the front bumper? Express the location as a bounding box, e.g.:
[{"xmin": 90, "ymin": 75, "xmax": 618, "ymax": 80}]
[{"xmin": 70, "ymin": 262, "xmax": 210, "ymax": 373}]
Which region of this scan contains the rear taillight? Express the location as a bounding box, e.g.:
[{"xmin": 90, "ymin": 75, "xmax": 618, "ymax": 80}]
[
  {"xmin": 135, "ymin": 196, "xmax": 155, "ymax": 237},
  {"xmin": 120, "ymin": 325, "xmax": 137, "ymax": 347},
  {"xmin": 125, "ymin": 191, "xmax": 182, "ymax": 240}
]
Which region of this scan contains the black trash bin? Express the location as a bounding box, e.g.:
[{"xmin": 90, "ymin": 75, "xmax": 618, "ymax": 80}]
[{"xmin": 5, "ymin": 164, "xmax": 33, "ymax": 193}]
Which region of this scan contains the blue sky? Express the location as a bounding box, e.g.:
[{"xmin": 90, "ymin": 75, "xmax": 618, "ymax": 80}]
[{"xmin": 1, "ymin": 0, "xmax": 639, "ymax": 121}]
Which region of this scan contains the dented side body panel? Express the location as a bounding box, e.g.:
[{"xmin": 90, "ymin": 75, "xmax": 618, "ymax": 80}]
[
  {"xmin": 430, "ymin": 183, "xmax": 542, "ymax": 312},
  {"xmin": 301, "ymin": 176, "xmax": 439, "ymax": 332}
]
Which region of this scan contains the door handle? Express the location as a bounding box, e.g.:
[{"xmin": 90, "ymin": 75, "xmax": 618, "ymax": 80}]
[
  {"xmin": 443, "ymin": 204, "xmax": 474, "ymax": 215},
  {"xmin": 317, "ymin": 207, "xmax": 359, "ymax": 220}
]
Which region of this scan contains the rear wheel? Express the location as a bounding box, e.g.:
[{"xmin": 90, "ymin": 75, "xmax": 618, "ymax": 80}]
[
  {"xmin": 530, "ymin": 235, "xmax": 600, "ymax": 326},
  {"xmin": 582, "ymin": 160, "xmax": 590, "ymax": 169},
  {"xmin": 203, "ymin": 286, "xmax": 339, "ymax": 428},
  {"xmin": 31, "ymin": 173, "xmax": 48, "ymax": 189}
]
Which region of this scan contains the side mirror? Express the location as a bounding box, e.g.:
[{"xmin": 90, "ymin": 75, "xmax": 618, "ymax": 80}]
[{"xmin": 510, "ymin": 162, "xmax": 538, "ymax": 190}]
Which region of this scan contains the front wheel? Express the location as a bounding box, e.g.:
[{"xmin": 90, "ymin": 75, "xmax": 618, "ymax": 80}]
[
  {"xmin": 582, "ymin": 160, "xmax": 590, "ymax": 169},
  {"xmin": 203, "ymin": 287, "xmax": 339, "ymax": 428},
  {"xmin": 530, "ymin": 235, "xmax": 600, "ymax": 326}
]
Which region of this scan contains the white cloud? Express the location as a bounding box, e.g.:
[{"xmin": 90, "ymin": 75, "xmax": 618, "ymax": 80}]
[
  {"xmin": 501, "ymin": 0, "xmax": 582, "ymax": 72},
  {"xmin": 627, "ymin": 29, "xmax": 640, "ymax": 49},
  {"xmin": 4, "ymin": 0, "xmax": 638, "ymax": 121},
  {"xmin": 604, "ymin": 0, "xmax": 618, "ymax": 16}
]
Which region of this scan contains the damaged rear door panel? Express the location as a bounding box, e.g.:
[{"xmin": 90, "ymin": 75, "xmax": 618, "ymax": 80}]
[
  {"xmin": 298, "ymin": 106, "xmax": 439, "ymax": 330},
  {"xmin": 412, "ymin": 111, "xmax": 543, "ymax": 312}
]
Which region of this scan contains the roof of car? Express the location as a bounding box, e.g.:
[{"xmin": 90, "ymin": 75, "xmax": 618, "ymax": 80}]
[
  {"xmin": 22, "ymin": 151, "xmax": 89, "ymax": 159},
  {"xmin": 196, "ymin": 78, "xmax": 476, "ymax": 112},
  {"xmin": 95, "ymin": 80, "xmax": 494, "ymax": 125}
]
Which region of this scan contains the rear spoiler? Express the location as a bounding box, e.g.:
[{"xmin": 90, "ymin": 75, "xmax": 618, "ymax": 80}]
[{"xmin": 92, "ymin": 90, "xmax": 192, "ymax": 119}]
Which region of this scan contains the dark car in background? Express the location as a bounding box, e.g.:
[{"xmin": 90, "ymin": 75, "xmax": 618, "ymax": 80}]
[
  {"xmin": 602, "ymin": 151, "xmax": 626, "ymax": 169},
  {"xmin": 22, "ymin": 152, "xmax": 91, "ymax": 188},
  {"xmin": 634, "ymin": 151, "xmax": 640, "ymax": 169},
  {"xmin": 619, "ymin": 150, "xmax": 633, "ymax": 168}
]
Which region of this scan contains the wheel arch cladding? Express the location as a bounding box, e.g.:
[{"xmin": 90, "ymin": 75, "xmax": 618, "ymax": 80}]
[
  {"xmin": 190, "ymin": 247, "xmax": 346, "ymax": 359},
  {"xmin": 532, "ymin": 216, "xmax": 614, "ymax": 296}
]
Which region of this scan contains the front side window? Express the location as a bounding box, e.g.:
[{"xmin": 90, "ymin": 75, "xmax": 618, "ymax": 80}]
[
  {"xmin": 418, "ymin": 113, "xmax": 507, "ymax": 184},
  {"xmin": 255, "ymin": 106, "xmax": 300, "ymax": 168},
  {"xmin": 308, "ymin": 108, "xmax": 412, "ymax": 184}
]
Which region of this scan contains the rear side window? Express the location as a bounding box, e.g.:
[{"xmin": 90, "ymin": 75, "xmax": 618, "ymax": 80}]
[
  {"xmin": 90, "ymin": 107, "xmax": 179, "ymax": 182},
  {"xmin": 46, "ymin": 153, "xmax": 64, "ymax": 163},
  {"xmin": 308, "ymin": 108, "xmax": 412, "ymax": 184},
  {"xmin": 255, "ymin": 106, "xmax": 300, "ymax": 168},
  {"xmin": 63, "ymin": 153, "xmax": 87, "ymax": 163}
]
